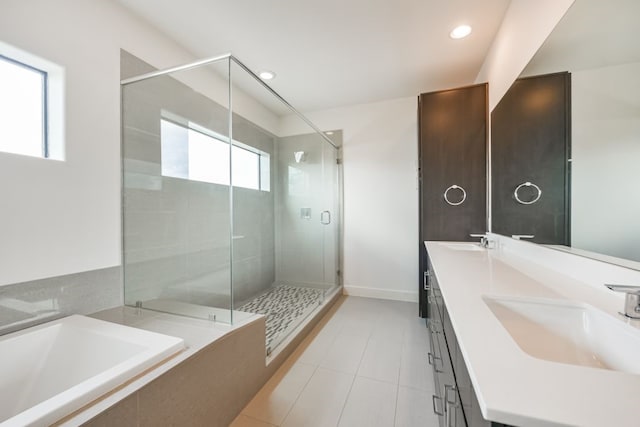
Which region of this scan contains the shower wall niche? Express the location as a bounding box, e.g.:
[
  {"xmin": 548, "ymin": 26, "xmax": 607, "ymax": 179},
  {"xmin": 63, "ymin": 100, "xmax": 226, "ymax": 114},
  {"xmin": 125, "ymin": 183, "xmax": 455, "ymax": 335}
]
[{"xmin": 121, "ymin": 51, "xmax": 341, "ymax": 349}]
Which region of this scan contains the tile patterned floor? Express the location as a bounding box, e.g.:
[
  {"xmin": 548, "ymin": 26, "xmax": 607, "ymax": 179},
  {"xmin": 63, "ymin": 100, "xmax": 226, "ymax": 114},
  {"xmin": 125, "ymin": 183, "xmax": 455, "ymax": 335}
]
[
  {"xmin": 238, "ymin": 285, "xmax": 326, "ymax": 354},
  {"xmin": 231, "ymin": 296, "xmax": 438, "ymax": 427}
]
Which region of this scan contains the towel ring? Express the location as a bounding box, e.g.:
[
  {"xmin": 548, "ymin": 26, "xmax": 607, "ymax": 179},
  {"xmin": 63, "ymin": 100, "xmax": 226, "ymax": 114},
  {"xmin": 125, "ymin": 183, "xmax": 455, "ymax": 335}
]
[
  {"xmin": 514, "ymin": 181, "xmax": 542, "ymax": 205},
  {"xmin": 444, "ymin": 185, "xmax": 466, "ymax": 206}
]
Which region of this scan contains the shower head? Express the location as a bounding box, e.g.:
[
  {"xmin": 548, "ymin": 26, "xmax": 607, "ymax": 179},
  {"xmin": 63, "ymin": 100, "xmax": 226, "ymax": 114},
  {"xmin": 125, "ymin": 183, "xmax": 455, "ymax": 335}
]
[{"xmin": 294, "ymin": 151, "xmax": 306, "ymax": 163}]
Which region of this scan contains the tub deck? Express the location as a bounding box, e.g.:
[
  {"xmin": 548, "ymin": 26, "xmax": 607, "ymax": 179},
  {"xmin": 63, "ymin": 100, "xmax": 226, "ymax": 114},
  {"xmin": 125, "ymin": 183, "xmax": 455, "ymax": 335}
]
[{"xmin": 0, "ymin": 315, "xmax": 184, "ymax": 427}]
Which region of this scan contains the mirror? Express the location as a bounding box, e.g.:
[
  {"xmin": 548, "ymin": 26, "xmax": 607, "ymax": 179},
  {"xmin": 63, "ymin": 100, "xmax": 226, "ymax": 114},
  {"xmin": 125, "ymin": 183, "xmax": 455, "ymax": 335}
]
[{"xmin": 491, "ymin": 0, "xmax": 640, "ymax": 267}]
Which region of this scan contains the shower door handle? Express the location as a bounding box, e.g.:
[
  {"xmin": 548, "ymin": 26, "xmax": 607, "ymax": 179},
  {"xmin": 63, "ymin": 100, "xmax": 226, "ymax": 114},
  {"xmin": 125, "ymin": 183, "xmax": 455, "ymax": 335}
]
[{"xmin": 320, "ymin": 210, "xmax": 331, "ymax": 225}]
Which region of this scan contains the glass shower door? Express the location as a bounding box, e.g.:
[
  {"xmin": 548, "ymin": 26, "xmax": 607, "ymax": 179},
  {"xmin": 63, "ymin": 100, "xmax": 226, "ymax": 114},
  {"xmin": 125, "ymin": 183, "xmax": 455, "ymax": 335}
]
[
  {"xmin": 275, "ymin": 131, "xmax": 339, "ymax": 290},
  {"xmin": 226, "ymin": 59, "xmax": 341, "ymax": 353},
  {"xmin": 321, "ymin": 137, "xmax": 340, "ymax": 290}
]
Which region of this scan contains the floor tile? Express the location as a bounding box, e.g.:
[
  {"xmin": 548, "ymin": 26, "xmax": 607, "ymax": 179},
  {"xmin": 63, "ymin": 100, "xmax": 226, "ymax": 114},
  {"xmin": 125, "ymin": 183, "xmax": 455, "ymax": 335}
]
[
  {"xmin": 281, "ymin": 368, "xmax": 354, "ymax": 427},
  {"xmin": 399, "ymin": 337, "xmax": 434, "ymax": 392},
  {"xmin": 236, "ymin": 297, "xmax": 431, "ymax": 427},
  {"xmin": 337, "ymin": 376, "xmax": 397, "ymax": 427},
  {"xmin": 339, "ymin": 314, "xmax": 376, "ymax": 338},
  {"xmin": 335, "ymin": 299, "xmax": 380, "ymax": 324},
  {"xmin": 371, "ymin": 314, "xmax": 410, "ymax": 344},
  {"xmin": 241, "ymin": 362, "xmax": 316, "ymax": 425},
  {"xmin": 319, "ymin": 332, "xmax": 368, "ymax": 374},
  {"xmin": 395, "ymin": 386, "xmax": 440, "ymax": 427},
  {"xmin": 291, "ymin": 325, "xmax": 339, "ymax": 366},
  {"xmin": 403, "ymin": 317, "xmax": 430, "ymax": 348},
  {"xmin": 230, "ymin": 414, "xmax": 277, "ymax": 427},
  {"xmin": 357, "ymin": 338, "xmax": 402, "ymax": 384},
  {"xmin": 318, "ymin": 312, "xmax": 346, "ymax": 337}
]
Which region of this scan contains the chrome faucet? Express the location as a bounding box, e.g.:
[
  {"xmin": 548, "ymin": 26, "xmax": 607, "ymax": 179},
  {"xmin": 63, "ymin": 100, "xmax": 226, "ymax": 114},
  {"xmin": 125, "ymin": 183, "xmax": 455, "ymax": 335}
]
[
  {"xmin": 605, "ymin": 284, "xmax": 640, "ymax": 319},
  {"xmin": 469, "ymin": 233, "xmax": 494, "ymax": 249},
  {"xmin": 511, "ymin": 234, "xmax": 535, "ymax": 241}
]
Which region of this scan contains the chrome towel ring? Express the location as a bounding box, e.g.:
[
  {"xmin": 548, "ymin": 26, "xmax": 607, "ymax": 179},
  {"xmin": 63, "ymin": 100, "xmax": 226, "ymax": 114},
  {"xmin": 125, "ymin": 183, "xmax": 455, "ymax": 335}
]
[
  {"xmin": 444, "ymin": 185, "xmax": 466, "ymax": 206},
  {"xmin": 514, "ymin": 181, "xmax": 542, "ymax": 205}
]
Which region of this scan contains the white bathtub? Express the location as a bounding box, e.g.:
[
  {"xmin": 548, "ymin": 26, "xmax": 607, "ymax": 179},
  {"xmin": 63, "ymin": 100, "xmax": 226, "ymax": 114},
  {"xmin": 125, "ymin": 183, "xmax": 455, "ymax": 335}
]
[{"xmin": 0, "ymin": 315, "xmax": 184, "ymax": 427}]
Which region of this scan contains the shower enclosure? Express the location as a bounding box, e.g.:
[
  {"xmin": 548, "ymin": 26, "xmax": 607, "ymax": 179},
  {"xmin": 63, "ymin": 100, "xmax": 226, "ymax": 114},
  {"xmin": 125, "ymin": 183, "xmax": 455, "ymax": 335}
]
[{"xmin": 121, "ymin": 52, "xmax": 341, "ymax": 353}]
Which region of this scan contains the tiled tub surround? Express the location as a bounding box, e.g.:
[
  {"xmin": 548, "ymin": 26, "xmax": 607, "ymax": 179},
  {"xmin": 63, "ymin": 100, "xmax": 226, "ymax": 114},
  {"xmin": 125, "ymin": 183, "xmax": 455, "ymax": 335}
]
[
  {"xmin": 0, "ymin": 266, "xmax": 121, "ymax": 336},
  {"xmin": 58, "ymin": 307, "xmax": 264, "ymax": 427},
  {"xmin": 54, "ymin": 286, "xmax": 342, "ymax": 426},
  {"xmin": 0, "ymin": 315, "xmax": 183, "ymax": 427},
  {"xmin": 425, "ymin": 237, "xmax": 640, "ymax": 427}
]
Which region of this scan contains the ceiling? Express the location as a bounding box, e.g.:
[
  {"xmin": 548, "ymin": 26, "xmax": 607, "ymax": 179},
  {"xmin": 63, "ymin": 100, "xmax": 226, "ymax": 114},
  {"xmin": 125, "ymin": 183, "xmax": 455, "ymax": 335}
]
[{"xmin": 117, "ymin": 0, "xmax": 511, "ymax": 115}]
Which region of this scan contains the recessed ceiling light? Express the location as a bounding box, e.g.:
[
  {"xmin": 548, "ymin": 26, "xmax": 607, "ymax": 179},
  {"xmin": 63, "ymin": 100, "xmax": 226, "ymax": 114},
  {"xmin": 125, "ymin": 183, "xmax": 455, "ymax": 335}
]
[
  {"xmin": 258, "ymin": 70, "xmax": 276, "ymax": 80},
  {"xmin": 325, "ymin": 131, "xmax": 334, "ymax": 135},
  {"xmin": 450, "ymin": 25, "xmax": 472, "ymax": 39}
]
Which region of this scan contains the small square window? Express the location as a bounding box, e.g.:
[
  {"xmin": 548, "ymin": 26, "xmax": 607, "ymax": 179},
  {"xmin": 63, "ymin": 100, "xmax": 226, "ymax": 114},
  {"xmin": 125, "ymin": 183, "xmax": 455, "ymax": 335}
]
[
  {"xmin": 0, "ymin": 55, "xmax": 47, "ymax": 158},
  {"xmin": 0, "ymin": 42, "xmax": 63, "ymax": 160}
]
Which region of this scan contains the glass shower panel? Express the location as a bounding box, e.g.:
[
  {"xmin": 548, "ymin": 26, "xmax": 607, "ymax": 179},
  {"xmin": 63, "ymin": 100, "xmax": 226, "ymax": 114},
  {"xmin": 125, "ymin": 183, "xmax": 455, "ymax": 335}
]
[
  {"xmin": 229, "ymin": 59, "xmax": 340, "ymax": 352},
  {"xmin": 226, "ymin": 61, "xmax": 279, "ymax": 315},
  {"xmin": 122, "ymin": 57, "xmax": 233, "ymax": 323}
]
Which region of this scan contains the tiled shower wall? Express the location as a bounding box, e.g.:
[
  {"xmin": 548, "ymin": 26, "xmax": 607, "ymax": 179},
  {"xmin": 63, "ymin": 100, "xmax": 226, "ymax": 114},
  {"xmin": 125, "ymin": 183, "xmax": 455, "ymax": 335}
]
[{"xmin": 121, "ymin": 51, "xmax": 276, "ymax": 308}]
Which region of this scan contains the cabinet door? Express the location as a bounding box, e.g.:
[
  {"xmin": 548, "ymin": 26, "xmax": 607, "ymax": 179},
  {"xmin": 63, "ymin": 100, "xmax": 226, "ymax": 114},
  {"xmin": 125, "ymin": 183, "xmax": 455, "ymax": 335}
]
[
  {"xmin": 441, "ymin": 305, "xmax": 468, "ymax": 427},
  {"xmin": 427, "ymin": 272, "xmax": 446, "ymax": 426},
  {"xmin": 491, "ymin": 72, "xmax": 571, "ymax": 244},
  {"xmin": 428, "ymin": 255, "xmax": 513, "ymax": 427},
  {"xmin": 436, "ymin": 337, "xmax": 457, "ymax": 427},
  {"xmin": 443, "ymin": 306, "xmax": 472, "ymax": 424},
  {"xmin": 421, "ymin": 248, "xmax": 433, "ymax": 319},
  {"xmin": 419, "ymin": 84, "xmax": 487, "ymax": 241},
  {"xmin": 429, "ymin": 323, "xmax": 446, "ymax": 426}
]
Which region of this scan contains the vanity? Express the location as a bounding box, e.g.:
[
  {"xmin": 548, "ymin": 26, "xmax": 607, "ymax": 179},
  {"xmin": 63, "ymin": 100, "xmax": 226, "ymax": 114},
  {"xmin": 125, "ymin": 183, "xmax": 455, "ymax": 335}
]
[
  {"xmin": 425, "ymin": 236, "xmax": 640, "ymax": 427},
  {"xmin": 423, "ymin": 1, "xmax": 640, "ymax": 425}
]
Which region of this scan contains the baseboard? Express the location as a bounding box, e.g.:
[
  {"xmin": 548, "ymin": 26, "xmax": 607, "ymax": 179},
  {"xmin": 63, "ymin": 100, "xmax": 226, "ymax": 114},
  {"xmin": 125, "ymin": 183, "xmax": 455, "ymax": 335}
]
[{"xmin": 342, "ymin": 285, "xmax": 418, "ymax": 303}]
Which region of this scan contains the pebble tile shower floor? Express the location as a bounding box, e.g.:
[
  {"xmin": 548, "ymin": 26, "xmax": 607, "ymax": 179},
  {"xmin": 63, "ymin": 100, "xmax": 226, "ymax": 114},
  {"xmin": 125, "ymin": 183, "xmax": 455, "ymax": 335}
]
[{"xmin": 238, "ymin": 284, "xmax": 326, "ymax": 353}]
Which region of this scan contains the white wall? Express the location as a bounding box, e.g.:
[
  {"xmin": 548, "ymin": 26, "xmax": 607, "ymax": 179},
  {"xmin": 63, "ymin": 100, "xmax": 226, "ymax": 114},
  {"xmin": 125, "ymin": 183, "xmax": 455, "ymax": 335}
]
[
  {"xmin": 276, "ymin": 2, "xmax": 578, "ymax": 303},
  {"xmin": 475, "ymin": 0, "xmax": 574, "ymax": 111},
  {"xmin": 0, "ymin": 0, "xmax": 279, "ymax": 286},
  {"xmin": 0, "ymin": 0, "xmax": 576, "ymax": 299},
  {"xmin": 571, "ymin": 61, "xmax": 640, "ymax": 262},
  {"xmin": 280, "ymin": 97, "xmax": 419, "ymax": 302}
]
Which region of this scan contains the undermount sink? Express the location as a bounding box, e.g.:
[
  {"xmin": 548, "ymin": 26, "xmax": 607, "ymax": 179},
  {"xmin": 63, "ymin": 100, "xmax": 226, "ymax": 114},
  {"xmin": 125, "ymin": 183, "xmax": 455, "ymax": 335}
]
[
  {"xmin": 483, "ymin": 296, "xmax": 640, "ymax": 373},
  {"xmin": 440, "ymin": 242, "xmax": 484, "ymax": 251}
]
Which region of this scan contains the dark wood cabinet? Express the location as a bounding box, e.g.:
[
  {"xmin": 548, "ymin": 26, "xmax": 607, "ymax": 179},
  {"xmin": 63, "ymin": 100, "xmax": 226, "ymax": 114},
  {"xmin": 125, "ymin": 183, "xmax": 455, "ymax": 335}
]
[
  {"xmin": 418, "ymin": 84, "xmax": 488, "ymax": 241},
  {"xmin": 427, "ymin": 257, "xmax": 512, "ymax": 427},
  {"xmin": 491, "ymin": 72, "xmax": 571, "ymax": 245},
  {"xmin": 418, "ymin": 84, "xmax": 488, "ymax": 318}
]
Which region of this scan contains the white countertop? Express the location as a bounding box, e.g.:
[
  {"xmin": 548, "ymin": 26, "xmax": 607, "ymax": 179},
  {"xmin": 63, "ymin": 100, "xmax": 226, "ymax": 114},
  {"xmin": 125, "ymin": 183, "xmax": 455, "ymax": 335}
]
[{"xmin": 425, "ymin": 240, "xmax": 640, "ymax": 427}]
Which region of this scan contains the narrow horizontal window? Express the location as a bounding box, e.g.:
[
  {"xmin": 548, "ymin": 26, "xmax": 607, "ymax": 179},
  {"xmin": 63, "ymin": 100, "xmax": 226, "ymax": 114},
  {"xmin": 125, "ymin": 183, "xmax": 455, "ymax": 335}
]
[{"xmin": 160, "ymin": 118, "xmax": 270, "ymax": 191}]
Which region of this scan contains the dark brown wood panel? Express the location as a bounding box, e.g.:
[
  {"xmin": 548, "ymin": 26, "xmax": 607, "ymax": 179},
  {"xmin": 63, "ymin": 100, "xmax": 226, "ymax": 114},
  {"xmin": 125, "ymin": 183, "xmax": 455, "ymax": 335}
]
[
  {"xmin": 419, "ymin": 84, "xmax": 488, "ymax": 242},
  {"xmin": 491, "ymin": 72, "xmax": 571, "ymax": 245}
]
